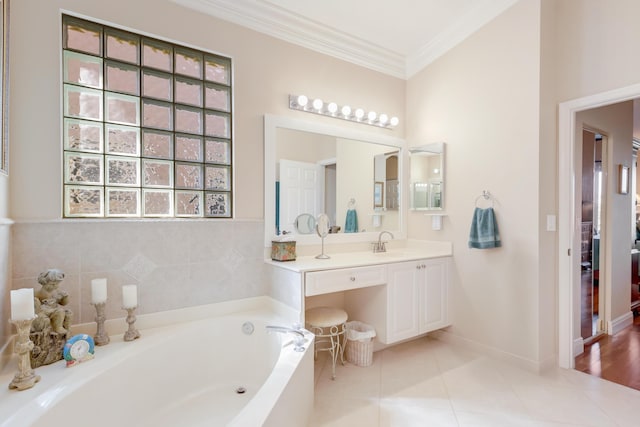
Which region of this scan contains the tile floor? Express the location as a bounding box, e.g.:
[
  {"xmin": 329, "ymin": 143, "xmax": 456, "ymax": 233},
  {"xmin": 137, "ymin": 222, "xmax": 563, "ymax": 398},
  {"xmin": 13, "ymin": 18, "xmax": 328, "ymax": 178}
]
[{"xmin": 310, "ymin": 336, "xmax": 640, "ymax": 427}]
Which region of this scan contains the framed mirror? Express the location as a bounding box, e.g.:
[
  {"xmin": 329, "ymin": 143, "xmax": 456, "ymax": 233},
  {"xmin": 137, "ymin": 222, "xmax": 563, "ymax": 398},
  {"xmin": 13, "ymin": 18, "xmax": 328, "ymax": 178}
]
[
  {"xmin": 409, "ymin": 143, "xmax": 444, "ymax": 210},
  {"xmin": 264, "ymin": 115, "xmax": 406, "ymax": 246}
]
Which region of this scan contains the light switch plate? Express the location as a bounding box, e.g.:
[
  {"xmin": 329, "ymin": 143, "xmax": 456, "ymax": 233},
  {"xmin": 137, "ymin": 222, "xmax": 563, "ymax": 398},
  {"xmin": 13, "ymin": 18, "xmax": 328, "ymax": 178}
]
[{"xmin": 546, "ymin": 214, "xmax": 556, "ymax": 231}]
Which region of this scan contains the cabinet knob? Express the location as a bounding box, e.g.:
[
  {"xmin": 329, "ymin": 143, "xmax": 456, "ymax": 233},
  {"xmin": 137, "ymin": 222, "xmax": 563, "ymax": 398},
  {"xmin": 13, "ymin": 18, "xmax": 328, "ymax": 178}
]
[
  {"xmin": 416, "ymin": 265, "xmax": 422, "ymax": 270},
  {"xmin": 350, "ymin": 276, "xmax": 356, "ymax": 281},
  {"xmin": 421, "ymin": 264, "xmax": 426, "ymax": 269}
]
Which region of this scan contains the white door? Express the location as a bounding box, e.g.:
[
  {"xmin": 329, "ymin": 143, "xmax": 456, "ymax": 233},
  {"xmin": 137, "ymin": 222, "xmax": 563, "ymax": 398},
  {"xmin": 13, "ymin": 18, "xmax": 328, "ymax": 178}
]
[{"xmin": 279, "ymin": 159, "xmax": 324, "ymax": 234}]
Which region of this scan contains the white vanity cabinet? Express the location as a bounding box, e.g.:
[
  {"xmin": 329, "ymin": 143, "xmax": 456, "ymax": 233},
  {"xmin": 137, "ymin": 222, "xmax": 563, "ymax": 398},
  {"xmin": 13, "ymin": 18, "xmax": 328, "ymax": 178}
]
[
  {"xmin": 266, "ymin": 248, "xmax": 452, "ymax": 348},
  {"xmin": 385, "ymin": 258, "xmax": 450, "ymax": 344}
]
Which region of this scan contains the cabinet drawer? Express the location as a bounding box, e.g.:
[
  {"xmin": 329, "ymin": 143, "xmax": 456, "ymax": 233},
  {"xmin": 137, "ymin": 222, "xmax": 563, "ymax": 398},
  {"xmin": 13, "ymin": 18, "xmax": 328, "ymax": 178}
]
[{"xmin": 305, "ymin": 265, "xmax": 387, "ymax": 296}]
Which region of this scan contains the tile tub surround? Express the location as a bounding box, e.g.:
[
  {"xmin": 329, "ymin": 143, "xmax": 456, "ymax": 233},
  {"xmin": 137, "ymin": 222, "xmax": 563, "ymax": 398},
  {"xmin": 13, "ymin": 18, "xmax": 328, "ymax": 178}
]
[{"xmin": 8, "ymin": 220, "xmax": 268, "ymax": 330}]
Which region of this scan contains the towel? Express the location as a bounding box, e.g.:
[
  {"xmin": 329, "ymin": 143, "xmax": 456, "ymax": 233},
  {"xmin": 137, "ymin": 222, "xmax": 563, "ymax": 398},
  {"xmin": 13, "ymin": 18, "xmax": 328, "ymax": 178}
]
[
  {"xmin": 345, "ymin": 209, "xmax": 358, "ymax": 233},
  {"xmin": 468, "ymin": 207, "xmax": 501, "ymax": 249}
]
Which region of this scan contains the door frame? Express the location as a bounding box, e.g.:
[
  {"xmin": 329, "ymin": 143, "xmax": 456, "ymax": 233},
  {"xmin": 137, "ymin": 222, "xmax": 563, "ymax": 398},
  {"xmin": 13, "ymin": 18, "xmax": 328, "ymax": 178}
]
[
  {"xmin": 558, "ymin": 83, "xmax": 640, "ymax": 368},
  {"xmin": 579, "ymin": 128, "xmax": 608, "ymax": 343}
]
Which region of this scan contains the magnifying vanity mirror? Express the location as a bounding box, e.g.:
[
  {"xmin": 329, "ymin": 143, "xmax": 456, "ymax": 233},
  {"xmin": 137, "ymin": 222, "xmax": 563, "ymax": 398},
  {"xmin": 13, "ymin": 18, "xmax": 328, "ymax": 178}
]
[
  {"xmin": 264, "ymin": 115, "xmax": 406, "ymax": 246},
  {"xmin": 294, "ymin": 213, "xmax": 316, "ymax": 234},
  {"xmin": 409, "ymin": 143, "xmax": 445, "ymax": 210}
]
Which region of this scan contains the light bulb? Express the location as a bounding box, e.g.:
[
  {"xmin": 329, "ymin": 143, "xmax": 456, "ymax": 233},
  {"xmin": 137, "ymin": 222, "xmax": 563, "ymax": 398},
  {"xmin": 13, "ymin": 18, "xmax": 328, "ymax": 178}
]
[
  {"xmin": 297, "ymin": 95, "xmax": 308, "ymax": 107},
  {"xmin": 367, "ymin": 111, "xmax": 377, "ymax": 122},
  {"xmin": 390, "ymin": 116, "xmax": 399, "ymax": 126},
  {"xmin": 379, "ymin": 114, "xmax": 389, "ymax": 125},
  {"xmin": 312, "ymin": 98, "xmax": 323, "ymax": 111},
  {"xmin": 327, "ymin": 102, "xmax": 338, "ymax": 114},
  {"xmin": 355, "ymin": 108, "xmax": 365, "ymax": 119},
  {"xmin": 341, "ymin": 105, "xmax": 352, "ymax": 117}
]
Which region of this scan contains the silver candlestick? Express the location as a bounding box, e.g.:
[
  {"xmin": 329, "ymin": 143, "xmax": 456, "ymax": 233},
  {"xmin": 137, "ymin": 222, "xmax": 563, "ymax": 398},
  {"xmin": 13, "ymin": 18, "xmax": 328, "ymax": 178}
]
[
  {"xmin": 123, "ymin": 306, "xmax": 140, "ymax": 342},
  {"xmin": 8, "ymin": 318, "xmax": 41, "ymax": 391},
  {"xmin": 92, "ymin": 302, "xmax": 110, "ymax": 346}
]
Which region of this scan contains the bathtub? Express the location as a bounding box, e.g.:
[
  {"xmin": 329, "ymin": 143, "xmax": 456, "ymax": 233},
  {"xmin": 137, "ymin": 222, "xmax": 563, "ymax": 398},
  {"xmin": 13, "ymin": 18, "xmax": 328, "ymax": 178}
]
[{"xmin": 0, "ymin": 297, "xmax": 314, "ymax": 427}]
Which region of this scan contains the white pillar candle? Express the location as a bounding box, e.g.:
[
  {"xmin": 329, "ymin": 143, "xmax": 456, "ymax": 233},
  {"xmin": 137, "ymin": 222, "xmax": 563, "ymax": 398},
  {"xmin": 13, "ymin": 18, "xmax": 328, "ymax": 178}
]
[
  {"xmin": 10, "ymin": 288, "xmax": 35, "ymax": 321},
  {"xmin": 122, "ymin": 285, "xmax": 138, "ymax": 309},
  {"xmin": 91, "ymin": 278, "xmax": 108, "ymax": 304}
]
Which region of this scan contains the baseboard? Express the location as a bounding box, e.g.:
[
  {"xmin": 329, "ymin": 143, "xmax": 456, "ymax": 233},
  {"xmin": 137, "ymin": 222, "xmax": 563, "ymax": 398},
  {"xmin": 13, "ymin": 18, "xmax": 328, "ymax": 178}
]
[
  {"xmin": 609, "ymin": 311, "xmax": 634, "ymax": 335},
  {"xmin": 573, "ymin": 337, "xmax": 584, "ymax": 359},
  {"xmin": 430, "ymin": 329, "xmax": 552, "ymax": 374}
]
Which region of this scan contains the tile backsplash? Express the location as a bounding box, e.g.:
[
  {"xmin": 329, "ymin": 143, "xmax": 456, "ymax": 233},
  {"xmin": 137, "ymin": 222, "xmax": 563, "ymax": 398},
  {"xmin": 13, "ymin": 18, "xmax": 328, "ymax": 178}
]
[{"xmin": 10, "ymin": 220, "xmax": 268, "ymax": 326}]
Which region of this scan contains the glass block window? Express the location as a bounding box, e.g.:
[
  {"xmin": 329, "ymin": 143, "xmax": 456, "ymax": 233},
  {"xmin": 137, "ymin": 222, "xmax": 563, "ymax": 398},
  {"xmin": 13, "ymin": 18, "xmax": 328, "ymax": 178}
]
[{"xmin": 62, "ymin": 15, "xmax": 232, "ymax": 218}]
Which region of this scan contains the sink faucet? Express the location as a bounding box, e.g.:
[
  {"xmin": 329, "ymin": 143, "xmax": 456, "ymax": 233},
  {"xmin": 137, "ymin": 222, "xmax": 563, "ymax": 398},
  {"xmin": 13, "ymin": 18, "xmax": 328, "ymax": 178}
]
[
  {"xmin": 373, "ymin": 231, "xmax": 394, "ymax": 253},
  {"xmin": 266, "ymin": 325, "xmax": 306, "ymax": 352}
]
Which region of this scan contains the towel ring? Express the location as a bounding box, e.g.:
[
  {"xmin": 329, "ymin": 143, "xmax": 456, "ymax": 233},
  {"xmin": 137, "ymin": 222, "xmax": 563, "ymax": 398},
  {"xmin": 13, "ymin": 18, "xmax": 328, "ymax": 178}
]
[
  {"xmin": 475, "ymin": 191, "xmax": 494, "ymax": 208},
  {"xmin": 347, "ymin": 198, "xmax": 356, "ymax": 209}
]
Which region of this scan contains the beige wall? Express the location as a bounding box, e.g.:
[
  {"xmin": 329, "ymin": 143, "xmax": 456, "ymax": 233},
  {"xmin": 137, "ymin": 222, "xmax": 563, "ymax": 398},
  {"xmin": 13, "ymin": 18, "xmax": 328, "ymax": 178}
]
[
  {"xmin": 10, "ymin": 0, "xmax": 405, "ymax": 220},
  {"xmin": 555, "ymin": 0, "xmax": 640, "ymax": 103},
  {"xmin": 2, "ymin": 0, "xmax": 404, "ymax": 349},
  {"xmin": 406, "ymin": 0, "xmax": 546, "ymax": 366}
]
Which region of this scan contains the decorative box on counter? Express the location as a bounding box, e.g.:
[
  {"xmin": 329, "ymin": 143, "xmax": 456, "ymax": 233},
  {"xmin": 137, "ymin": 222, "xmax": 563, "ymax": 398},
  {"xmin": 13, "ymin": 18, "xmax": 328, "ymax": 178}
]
[{"xmin": 271, "ymin": 240, "xmax": 296, "ymax": 261}]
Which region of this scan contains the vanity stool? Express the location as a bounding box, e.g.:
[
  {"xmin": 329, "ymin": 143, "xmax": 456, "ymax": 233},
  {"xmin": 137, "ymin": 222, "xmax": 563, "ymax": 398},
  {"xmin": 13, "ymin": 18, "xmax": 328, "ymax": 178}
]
[{"xmin": 305, "ymin": 306, "xmax": 348, "ymax": 380}]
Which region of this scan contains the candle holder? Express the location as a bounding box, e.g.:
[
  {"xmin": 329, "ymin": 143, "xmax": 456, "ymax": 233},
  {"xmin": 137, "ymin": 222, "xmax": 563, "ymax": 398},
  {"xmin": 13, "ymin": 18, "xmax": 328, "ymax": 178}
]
[
  {"xmin": 123, "ymin": 306, "xmax": 140, "ymax": 342},
  {"xmin": 8, "ymin": 318, "xmax": 41, "ymax": 391},
  {"xmin": 91, "ymin": 302, "xmax": 110, "ymax": 346}
]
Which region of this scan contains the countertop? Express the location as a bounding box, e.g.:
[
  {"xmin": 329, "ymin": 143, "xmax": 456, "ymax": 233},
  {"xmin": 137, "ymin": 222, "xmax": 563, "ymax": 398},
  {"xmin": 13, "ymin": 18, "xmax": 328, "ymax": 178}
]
[{"xmin": 265, "ymin": 240, "xmax": 453, "ymax": 273}]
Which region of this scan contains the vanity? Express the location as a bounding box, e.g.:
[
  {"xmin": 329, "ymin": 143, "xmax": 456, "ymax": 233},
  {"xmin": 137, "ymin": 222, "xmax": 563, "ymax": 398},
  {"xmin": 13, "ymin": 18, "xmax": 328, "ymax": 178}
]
[
  {"xmin": 263, "ymin": 114, "xmax": 452, "ymax": 348},
  {"xmin": 266, "ymin": 242, "xmax": 452, "ymax": 346}
]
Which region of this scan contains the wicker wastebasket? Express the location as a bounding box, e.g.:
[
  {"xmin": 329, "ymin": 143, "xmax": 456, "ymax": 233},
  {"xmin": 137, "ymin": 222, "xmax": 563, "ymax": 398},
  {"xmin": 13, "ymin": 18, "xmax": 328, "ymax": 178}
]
[{"xmin": 345, "ymin": 321, "xmax": 376, "ymax": 367}]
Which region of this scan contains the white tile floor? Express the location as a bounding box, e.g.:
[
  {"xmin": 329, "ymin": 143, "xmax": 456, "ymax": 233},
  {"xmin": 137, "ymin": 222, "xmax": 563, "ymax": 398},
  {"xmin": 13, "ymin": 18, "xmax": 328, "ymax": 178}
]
[{"xmin": 310, "ymin": 336, "xmax": 640, "ymax": 427}]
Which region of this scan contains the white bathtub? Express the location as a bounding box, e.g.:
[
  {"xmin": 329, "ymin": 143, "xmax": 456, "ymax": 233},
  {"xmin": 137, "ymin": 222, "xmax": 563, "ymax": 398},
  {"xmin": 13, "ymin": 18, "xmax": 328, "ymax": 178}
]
[{"xmin": 0, "ymin": 297, "xmax": 314, "ymax": 427}]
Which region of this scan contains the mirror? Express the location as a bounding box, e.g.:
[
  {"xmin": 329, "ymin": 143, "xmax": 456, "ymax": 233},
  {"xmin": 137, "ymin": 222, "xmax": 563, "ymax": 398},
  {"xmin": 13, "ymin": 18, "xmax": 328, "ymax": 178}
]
[
  {"xmin": 295, "ymin": 213, "xmax": 316, "ymax": 234},
  {"xmin": 315, "ymin": 213, "xmax": 330, "ymax": 259},
  {"xmin": 409, "ymin": 143, "xmax": 444, "ymax": 210},
  {"xmin": 316, "ymin": 213, "xmax": 330, "ymax": 237},
  {"xmin": 264, "ymin": 115, "xmax": 406, "ymax": 246}
]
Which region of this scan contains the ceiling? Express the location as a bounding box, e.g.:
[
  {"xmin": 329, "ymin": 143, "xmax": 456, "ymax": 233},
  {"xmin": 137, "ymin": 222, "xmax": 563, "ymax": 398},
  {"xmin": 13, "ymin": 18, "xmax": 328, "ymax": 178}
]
[{"xmin": 172, "ymin": 0, "xmax": 520, "ymax": 79}]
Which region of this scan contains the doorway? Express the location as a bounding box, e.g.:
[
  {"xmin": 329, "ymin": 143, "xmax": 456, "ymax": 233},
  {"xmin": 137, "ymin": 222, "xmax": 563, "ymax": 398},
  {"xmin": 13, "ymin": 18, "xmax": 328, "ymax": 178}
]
[
  {"xmin": 580, "ymin": 130, "xmax": 605, "ymax": 343},
  {"xmin": 559, "ymin": 83, "xmax": 640, "ymax": 369}
]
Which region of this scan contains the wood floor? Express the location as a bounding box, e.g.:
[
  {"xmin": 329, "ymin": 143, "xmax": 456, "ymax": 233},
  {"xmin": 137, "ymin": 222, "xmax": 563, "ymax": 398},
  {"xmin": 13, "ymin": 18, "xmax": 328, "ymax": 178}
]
[{"xmin": 574, "ymin": 314, "xmax": 640, "ymax": 390}]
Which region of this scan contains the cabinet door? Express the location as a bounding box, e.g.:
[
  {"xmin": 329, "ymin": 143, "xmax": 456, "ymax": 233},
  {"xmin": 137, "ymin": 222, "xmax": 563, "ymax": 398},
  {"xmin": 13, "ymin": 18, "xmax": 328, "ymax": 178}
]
[
  {"xmin": 386, "ymin": 261, "xmax": 421, "ymax": 343},
  {"xmin": 420, "ymin": 258, "xmax": 450, "ymax": 333}
]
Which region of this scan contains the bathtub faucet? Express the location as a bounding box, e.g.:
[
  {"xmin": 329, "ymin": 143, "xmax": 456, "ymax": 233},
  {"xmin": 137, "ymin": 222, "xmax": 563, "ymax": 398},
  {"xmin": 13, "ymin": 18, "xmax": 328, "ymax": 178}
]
[{"xmin": 266, "ymin": 325, "xmax": 306, "ymax": 352}]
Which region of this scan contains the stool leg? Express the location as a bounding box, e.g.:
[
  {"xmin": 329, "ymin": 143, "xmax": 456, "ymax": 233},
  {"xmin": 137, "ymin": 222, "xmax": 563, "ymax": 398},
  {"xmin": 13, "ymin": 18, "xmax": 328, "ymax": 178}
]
[
  {"xmin": 329, "ymin": 333, "xmax": 339, "ymax": 380},
  {"xmin": 339, "ymin": 324, "xmax": 346, "ymax": 365}
]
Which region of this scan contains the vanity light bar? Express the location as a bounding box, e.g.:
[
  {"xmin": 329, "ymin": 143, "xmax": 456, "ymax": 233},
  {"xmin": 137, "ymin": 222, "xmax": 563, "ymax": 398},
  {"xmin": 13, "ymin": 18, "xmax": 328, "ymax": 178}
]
[{"xmin": 288, "ymin": 94, "xmax": 399, "ymax": 129}]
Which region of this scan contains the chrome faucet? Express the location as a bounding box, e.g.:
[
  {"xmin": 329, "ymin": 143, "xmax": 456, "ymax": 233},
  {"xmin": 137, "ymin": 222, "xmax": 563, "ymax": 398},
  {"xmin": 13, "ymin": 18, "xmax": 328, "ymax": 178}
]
[
  {"xmin": 373, "ymin": 230, "xmax": 394, "ymax": 253},
  {"xmin": 266, "ymin": 325, "xmax": 306, "ymax": 352}
]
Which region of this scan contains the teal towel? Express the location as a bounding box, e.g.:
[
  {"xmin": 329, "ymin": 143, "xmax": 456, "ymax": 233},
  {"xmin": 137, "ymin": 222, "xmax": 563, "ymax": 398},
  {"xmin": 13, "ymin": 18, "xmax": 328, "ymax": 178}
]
[
  {"xmin": 345, "ymin": 209, "xmax": 358, "ymax": 233},
  {"xmin": 468, "ymin": 207, "xmax": 501, "ymax": 249}
]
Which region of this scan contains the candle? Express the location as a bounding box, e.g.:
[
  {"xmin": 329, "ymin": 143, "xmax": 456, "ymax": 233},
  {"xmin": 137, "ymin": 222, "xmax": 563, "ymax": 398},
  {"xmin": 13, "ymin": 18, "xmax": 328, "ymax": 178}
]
[
  {"xmin": 91, "ymin": 278, "xmax": 108, "ymax": 304},
  {"xmin": 122, "ymin": 285, "xmax": 137, "ymax": 309},
  {"xmin": 10, "ymin": 288, "xmax": 35, "ymax": 321}
]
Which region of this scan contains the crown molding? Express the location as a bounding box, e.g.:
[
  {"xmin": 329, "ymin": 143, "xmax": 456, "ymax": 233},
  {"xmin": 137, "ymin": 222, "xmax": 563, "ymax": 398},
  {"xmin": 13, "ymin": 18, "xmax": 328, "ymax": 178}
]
[
  {"xmin": 172, "ymin": 0, "xmax": 405, "ymax": 78},
  {"xmin": 173, "ymin": 0, "xmax": 519, "ymax": 80}
]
